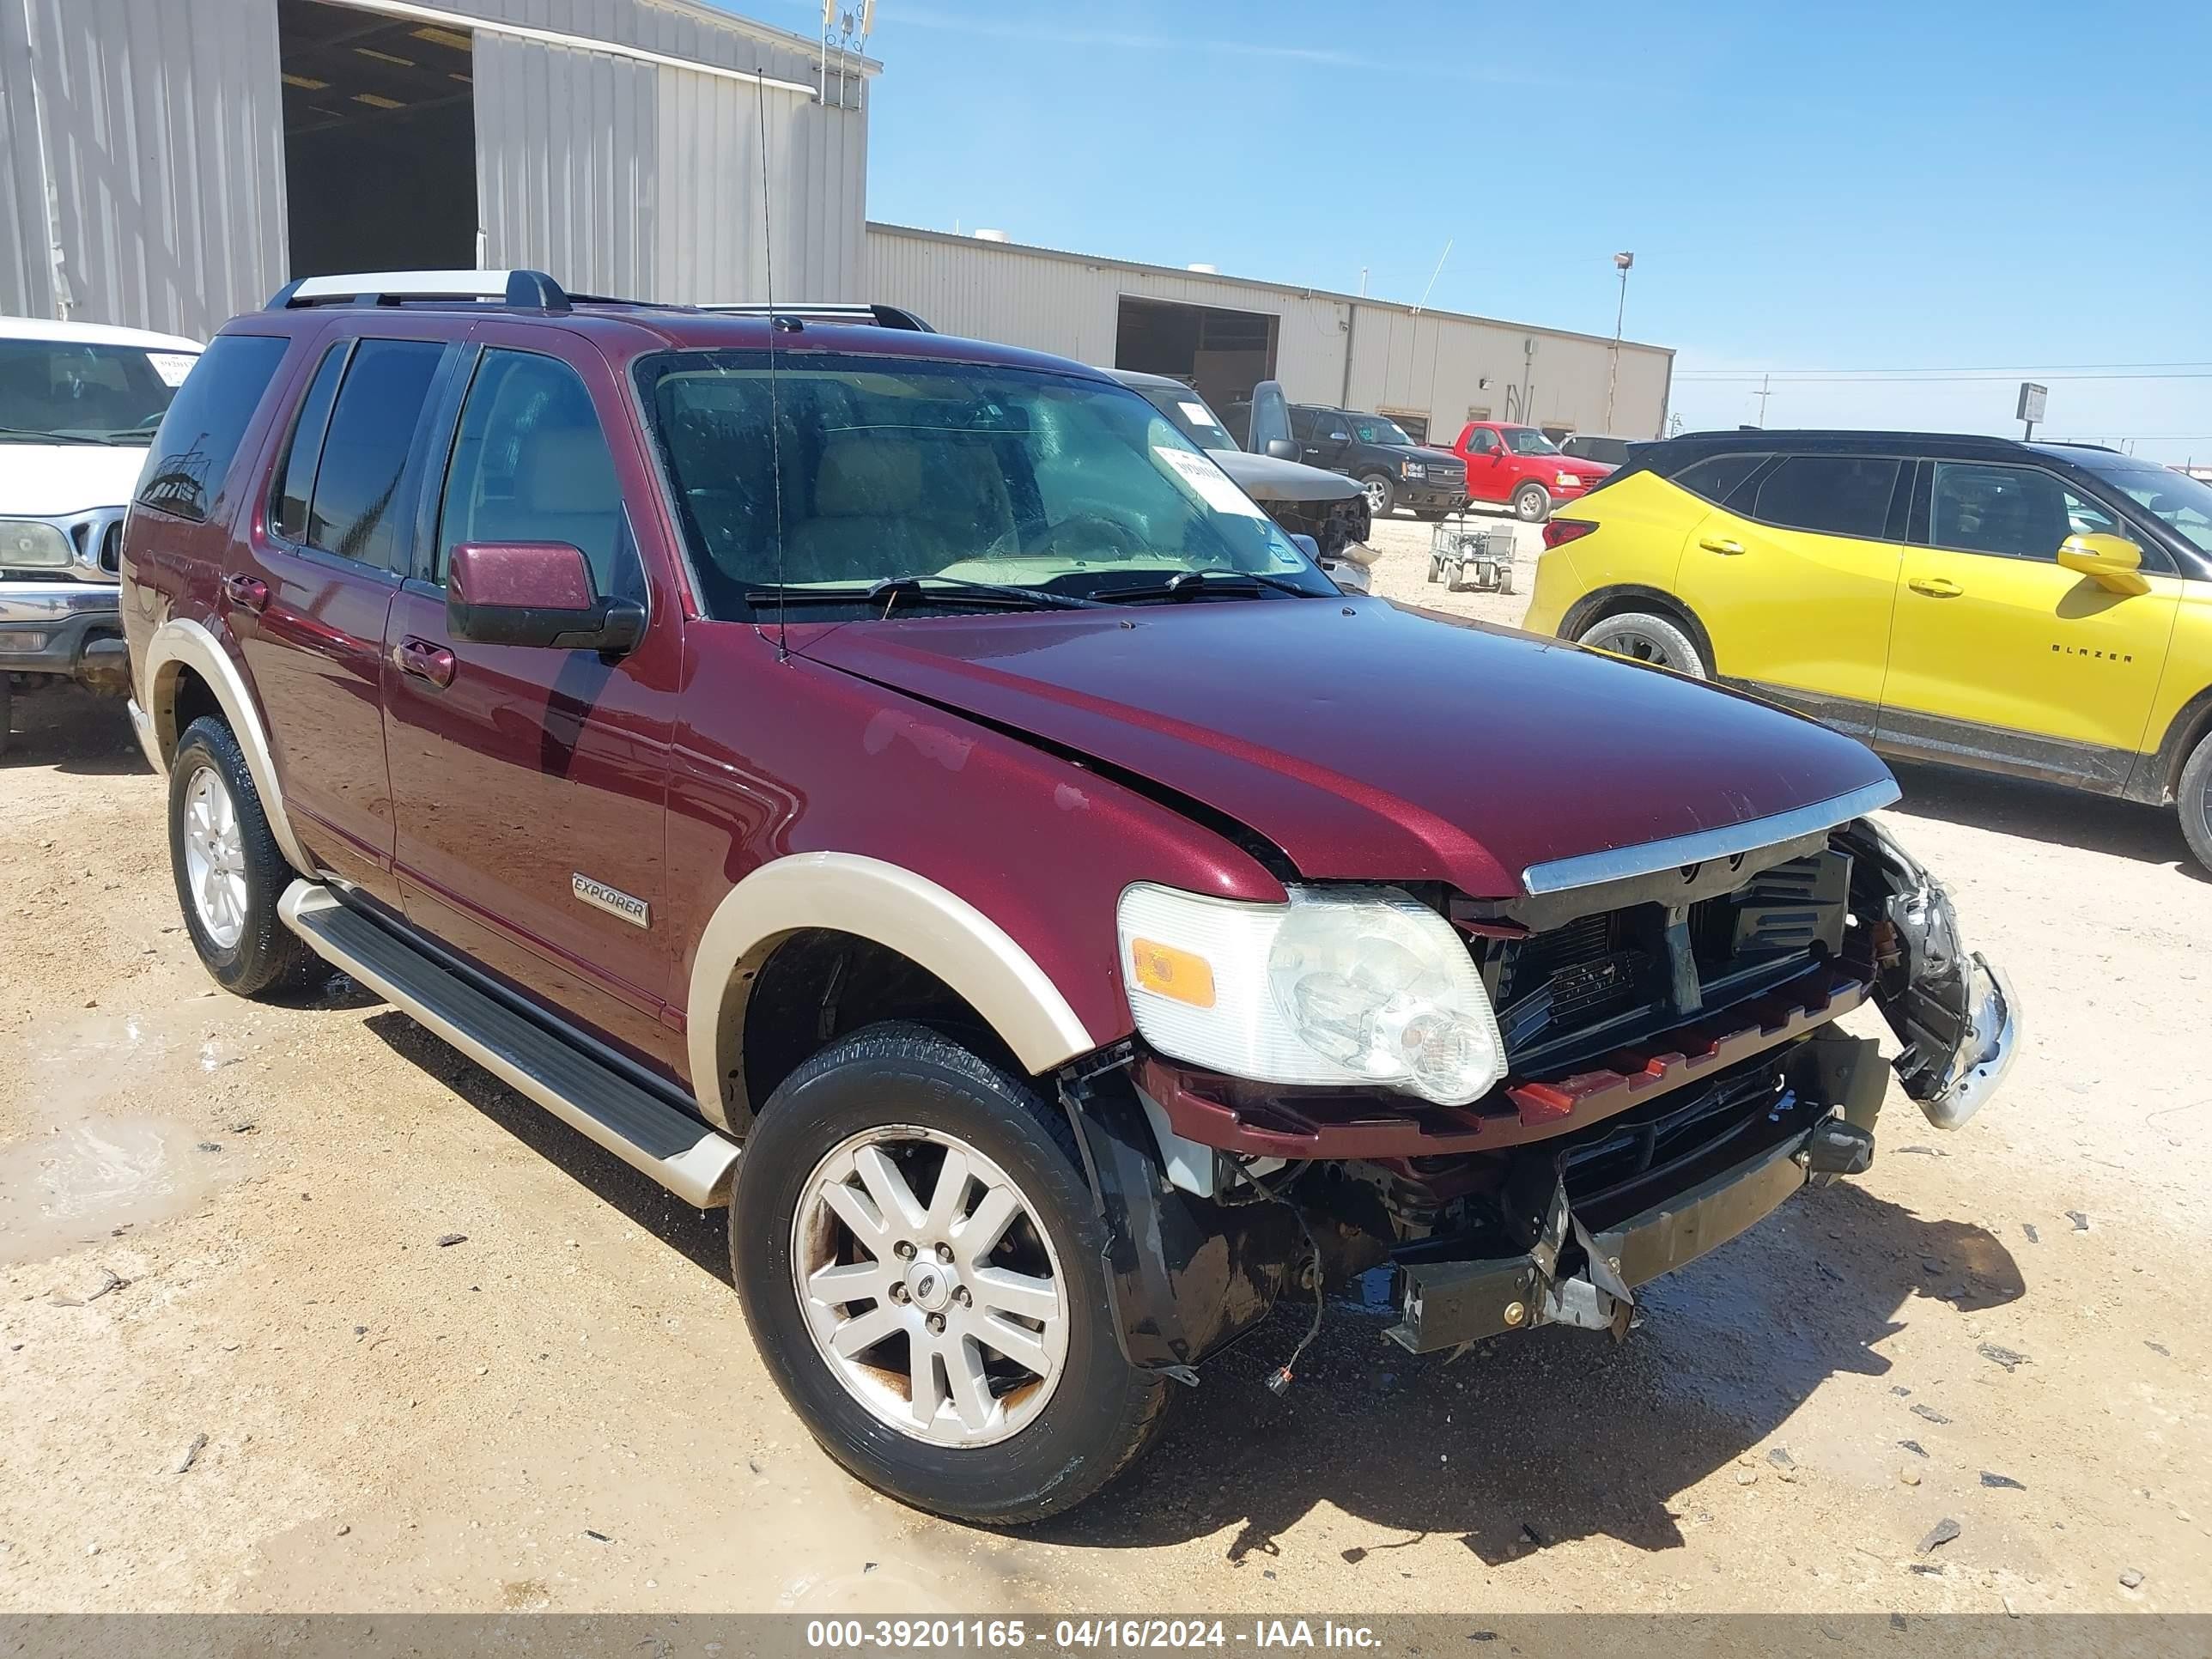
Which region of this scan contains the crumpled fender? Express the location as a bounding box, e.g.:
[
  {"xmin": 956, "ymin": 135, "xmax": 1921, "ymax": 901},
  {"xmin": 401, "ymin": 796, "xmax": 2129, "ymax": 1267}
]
[{"xmin": 1837, "ymin": 817, "xmax": 2021, "ymax": 1129}]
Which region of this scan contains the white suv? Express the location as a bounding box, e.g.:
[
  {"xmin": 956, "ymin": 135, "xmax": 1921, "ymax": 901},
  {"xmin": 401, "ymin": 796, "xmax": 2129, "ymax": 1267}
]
[{"xmin": 1, "ymin": 313, "xmax": 200, "ymax": 751}]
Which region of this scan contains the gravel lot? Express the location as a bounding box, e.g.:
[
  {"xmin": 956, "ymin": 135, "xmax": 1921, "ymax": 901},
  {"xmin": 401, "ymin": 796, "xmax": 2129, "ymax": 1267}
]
[{"xmin": 3, "ymin": 517, "xmax": 2208, "ymax": 1615}]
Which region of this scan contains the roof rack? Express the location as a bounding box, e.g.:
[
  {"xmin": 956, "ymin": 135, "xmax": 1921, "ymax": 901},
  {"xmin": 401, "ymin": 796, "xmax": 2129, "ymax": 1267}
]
[
  {"xmin": 696, "ymin": 301, "xmax": 935, "ymax": 332},
  {"xmin": 266, "ymin": 269, "xmax": 574, "ymax": 312}
]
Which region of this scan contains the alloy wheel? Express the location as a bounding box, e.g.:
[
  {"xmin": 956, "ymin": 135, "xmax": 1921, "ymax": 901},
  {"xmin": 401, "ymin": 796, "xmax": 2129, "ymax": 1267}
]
[
  {"xmin": 180, "ymin": 764, "xmax": 248, "ymax": 950},
  {"xmin": 1583, "ymin": 620, "xmax": 1690, "ymax": 672},
  {"xmin": 791, "ymin": 1124, "xmax": 1070, "ymax": 1448}
]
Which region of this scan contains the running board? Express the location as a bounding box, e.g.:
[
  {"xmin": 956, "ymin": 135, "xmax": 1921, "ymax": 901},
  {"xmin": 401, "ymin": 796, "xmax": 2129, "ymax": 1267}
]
[{"xmin": 278, "ymin": 882, "xmax": 739, "ymax": 1207}]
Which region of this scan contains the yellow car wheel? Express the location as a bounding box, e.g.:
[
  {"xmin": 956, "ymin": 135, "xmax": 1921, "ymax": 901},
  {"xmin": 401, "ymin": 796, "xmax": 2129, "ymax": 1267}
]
[
  {"xmin": 1577, "ymin": 611, "xmax": 1709, "ymax": 679},
  {"xmin": 2178, "ymin": 730, "xmax": 2212, "ymax": 875}
]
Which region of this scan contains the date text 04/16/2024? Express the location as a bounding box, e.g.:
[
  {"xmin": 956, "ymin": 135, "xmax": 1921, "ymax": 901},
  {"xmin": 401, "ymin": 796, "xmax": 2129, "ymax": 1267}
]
[{"xmin": 804, "ymin": 1620, "xmax": 1384, "ymax": 1651}]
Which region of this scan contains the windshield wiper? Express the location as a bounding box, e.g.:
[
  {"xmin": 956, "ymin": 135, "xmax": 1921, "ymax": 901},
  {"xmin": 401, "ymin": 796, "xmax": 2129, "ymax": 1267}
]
[
  {"xmin": 0, "ymin": 426, "xmax": 109, "ymax": 446},
  {"xmin": 744, "ymin": 575, "xmax": 1108, "ymax": 614},
  {"xmin": 1084, "ymin": 568, "xmax": 1316, "ymax": 604}
]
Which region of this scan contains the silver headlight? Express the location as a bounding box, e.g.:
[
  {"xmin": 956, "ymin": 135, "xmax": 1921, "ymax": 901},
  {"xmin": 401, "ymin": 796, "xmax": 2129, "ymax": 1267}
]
[
  {"xmin": 0, "ymin": 520, "xmax": 73, "ymax": 568},
  {"xmin": 1116, "ymin": 884, "xmax": 1506, "ymax": 1105}
]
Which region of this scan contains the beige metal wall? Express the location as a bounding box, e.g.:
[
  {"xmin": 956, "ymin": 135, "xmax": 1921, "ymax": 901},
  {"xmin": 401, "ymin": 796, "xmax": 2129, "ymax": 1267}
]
[
  {"xmin": 0, "ymin": 0, "xmax": 872, "ymax": 337},
  {"xmin": 866, "ymin": 224, "xmax": 1675, "ymax": 441},
  {"xmin": 466, "ymin": 0, "xmax": 871, "ymax": 304},
  {"xmin": 0, "ymin": 0, "xmax": 289, "ymax": 337}
]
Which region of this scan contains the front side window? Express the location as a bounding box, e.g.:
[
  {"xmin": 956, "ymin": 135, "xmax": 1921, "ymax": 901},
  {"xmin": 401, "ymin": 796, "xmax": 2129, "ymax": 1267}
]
[
  {"xmin": 635, "ymin": 351, "xmax": 1318, "ymax": 619},
  {"xmin": 1930, "ymin": 462, "xmax": 2117, "ymax": 562},
  {"xmin": 1463, "ymin": 427, "xmax": 1498, "ymax": 454},
  {"xmin": 2075, "ymin": 458, "xmax": 2212, "ymax": 557},
  {"xmin": 1750, "ymin": 455, "xmax": 1902, "ymax": 540},
  {"xmin": 305, "ymin": 338, "xmax": 445, "ymax": 568},
  {"xmin": 1501, "ymin": 426, "xmax": 1560, "ymax": 456},
  {"xmin": 438, "ymin": 349, "xmax": 631, "ymax": 592},
  {"xmin": 135, "ymin": 333, "xmax": 285, "ymax": 523}
]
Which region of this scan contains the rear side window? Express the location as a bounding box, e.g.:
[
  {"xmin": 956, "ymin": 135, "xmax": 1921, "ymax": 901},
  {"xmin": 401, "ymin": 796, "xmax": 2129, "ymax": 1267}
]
[
  {"xmin": 435, "ymin": 349, "xmax": 631, "ymax": 592},
  {"xmin": 305, "ymin": 338, "xmax": 444, "ymax": 568},
  {"xmin": 272, "ymin": 343, "xmax": 347, "ymax": 543},
  {"xmin": 1670, "ymin": 452, "xmax": 1767, "ymax": 505},
  {"xmin": 1750, "ymin": 455, "xmax": 1901, "ymax": 539},
  {"xmin": 135, "ymin": 333, "xmax": 289, "ymax": 523}
]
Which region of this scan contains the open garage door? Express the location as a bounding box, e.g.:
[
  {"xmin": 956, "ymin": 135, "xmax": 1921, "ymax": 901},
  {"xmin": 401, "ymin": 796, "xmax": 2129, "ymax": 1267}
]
[
  {"xmin": 1115, "ymin": 297, "xmax": 1279, "ymax": 421},
  {"xmin": 278, "ymin": 0, "xmax": 478, "ymax": 278}
]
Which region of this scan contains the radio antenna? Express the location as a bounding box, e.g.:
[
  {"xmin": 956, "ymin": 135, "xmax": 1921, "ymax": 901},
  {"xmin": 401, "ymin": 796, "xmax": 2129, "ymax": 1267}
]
[{"xmin": 757, "ymin": 67, "xmax": 789, "ymax": 662}]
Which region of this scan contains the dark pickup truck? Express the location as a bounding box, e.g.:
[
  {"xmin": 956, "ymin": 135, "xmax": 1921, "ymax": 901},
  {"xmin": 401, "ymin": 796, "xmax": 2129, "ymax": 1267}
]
[
  {"xmin": 123, "ymin": 269, "xmax": 2016, "ymax": 1527},
  {"xmin": 1283, "ymin": 403, "xmax": 1470, "ymax": 519}
]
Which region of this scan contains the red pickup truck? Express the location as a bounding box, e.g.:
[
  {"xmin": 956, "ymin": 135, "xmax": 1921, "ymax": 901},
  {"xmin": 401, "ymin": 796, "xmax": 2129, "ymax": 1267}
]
[
  {"xmin": 1449, "ymin": 420, "xmax": 1615, "ymax": 521},
  {"xmin": 121, "ymin": 270, "xmax": 2015, "ymax": 1525}
]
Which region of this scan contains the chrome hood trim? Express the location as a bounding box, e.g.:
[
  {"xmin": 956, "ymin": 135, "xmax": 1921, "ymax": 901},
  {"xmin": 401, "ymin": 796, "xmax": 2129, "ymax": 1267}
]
[{"xmin": 1520, "ymin": 779, "xmax": 1902, "ymax": 896}]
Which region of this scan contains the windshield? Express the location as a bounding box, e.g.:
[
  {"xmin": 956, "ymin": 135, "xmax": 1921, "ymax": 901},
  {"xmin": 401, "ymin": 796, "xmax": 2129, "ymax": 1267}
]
[
  {"xmin": 637, "ymin": 352, "xmax": 1323, "ymax": 618},
  {"xmin": 1131, "ymin": 381, "xmax": 1240, "ymax": 454},
  {"xmin": 2078, "ymin": 459, "xmax": 2212, "ymax": 556},
  {"xmin": 0, "ymin": 338, "xmax": 196, "ymax": 445},
  {"xmin": 1349, "ymin": 414, "xmax": 1414, "ymax": 447},
  {"xmin": 1502, "ymin": 427, "xmax": 1561, "ymax": 456}
]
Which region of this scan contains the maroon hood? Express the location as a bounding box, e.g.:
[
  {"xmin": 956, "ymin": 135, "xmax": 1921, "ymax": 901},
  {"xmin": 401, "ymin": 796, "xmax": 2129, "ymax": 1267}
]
[{"xmin": 799, "ymin": 599, "xmax": 1894, "ymax": 898}]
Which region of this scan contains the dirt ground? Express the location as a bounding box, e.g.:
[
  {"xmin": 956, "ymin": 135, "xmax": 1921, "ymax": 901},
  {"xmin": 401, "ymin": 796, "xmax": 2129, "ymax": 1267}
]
[{"xmin": 3, "ymin": 517, "xmax": 2208, "ymax": 1616}]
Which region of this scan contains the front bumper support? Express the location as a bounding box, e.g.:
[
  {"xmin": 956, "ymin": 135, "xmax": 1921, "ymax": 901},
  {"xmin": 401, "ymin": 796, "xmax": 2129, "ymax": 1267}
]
[{"xmin": 1384, "ymin": 1112, "xmax": 1863, "ymax": 1353}]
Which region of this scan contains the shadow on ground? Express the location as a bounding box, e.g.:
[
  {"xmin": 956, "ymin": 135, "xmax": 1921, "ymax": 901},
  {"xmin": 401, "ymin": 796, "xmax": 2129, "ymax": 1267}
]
[
  {"xmin": 3, "ymin": 683, "xmax": 149, "ymax": 775},
  {"xmin": 1044, "ymin": 1179, "xmax": 2020, "ymax": 1565},
  {"xmin": 362, "ymin": 1011, "xmax": 731, "ymax": 1284},
  {"xmin": 363, "ymin": 1007, "xmax": 2021, "ymax": 1566},
  {"xmin": 1887, "ymin": 758, "xmax": 2197, "ymax": 874}
]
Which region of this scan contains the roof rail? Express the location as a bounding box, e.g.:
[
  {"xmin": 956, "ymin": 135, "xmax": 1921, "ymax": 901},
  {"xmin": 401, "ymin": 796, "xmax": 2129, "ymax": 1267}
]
[
  {"xmin": 265, "ymin": 270, "xmax": 572, "ymax": 313},
  {"xmin": 696, "ymin": 301, "xmax": 935, "ymax": 332}
]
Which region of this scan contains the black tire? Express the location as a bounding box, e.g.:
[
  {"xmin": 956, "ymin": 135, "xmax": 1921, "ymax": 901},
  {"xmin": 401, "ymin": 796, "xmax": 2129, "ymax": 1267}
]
[
  {"xmin": 1513, "ymin": 482, "xmax": 1553, "ymax": 522},
  {"xmin": 1577, "ymin": 608, "xmax": 1711, "ymax": 678},
  {"xmin": 2177, "ymin": 727, "xmax": 2212, "ymax": 875},
  {"xmin": 732, "ymin": 1022, "xmax": 1169, "ymax": 1525},
  {"xmin": 1359, "ymin": 471, "xmax": 1396, "ymax": 518},
  {"xmin": 167, "ymin": 716, "xmax": 318, "ymax": 998}
]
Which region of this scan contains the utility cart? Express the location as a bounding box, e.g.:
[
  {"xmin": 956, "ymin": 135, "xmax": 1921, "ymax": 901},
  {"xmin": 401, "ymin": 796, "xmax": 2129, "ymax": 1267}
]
[{"xmin": 1426, "ymin": 518, "xmax": 1518, "ymax": 595}]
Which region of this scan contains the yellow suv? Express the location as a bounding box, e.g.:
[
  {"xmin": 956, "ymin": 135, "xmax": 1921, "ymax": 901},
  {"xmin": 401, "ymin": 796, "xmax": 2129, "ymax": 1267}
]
[{"xmin": 1523, "ymin": 432, "xmax": 2212, "ymax": 870}]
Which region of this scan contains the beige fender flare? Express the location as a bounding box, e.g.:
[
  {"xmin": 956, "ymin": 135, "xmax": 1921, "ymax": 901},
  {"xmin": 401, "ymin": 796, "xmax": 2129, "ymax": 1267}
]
[
  {"xmin": 686, "ymin": 852, "xmax": 1100, "ymax": 1130},
  {"xmin": 137, "ymin": 617, "xmax": 315, "ymax": 875}
]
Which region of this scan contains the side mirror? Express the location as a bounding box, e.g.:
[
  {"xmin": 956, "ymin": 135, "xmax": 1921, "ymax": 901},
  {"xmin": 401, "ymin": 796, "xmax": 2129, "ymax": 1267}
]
[
  {"xmin": 447, "ymin": 542, "xmax": 646, "ymax": 653},
  {"xmin": 2057, "ymin": 532, "xmax": 2150, "ymax": 596},
  {"xmin": 1264, "ymin": 438, "xmax": 1300, "ymax": 461},
  {"xmin": 1328, "ymin": 430, "xmax": 1350, "ymax": 442},
  {"xmin": 1286, "ymin": 532, "xmax": 1321, "ymax": 562}
]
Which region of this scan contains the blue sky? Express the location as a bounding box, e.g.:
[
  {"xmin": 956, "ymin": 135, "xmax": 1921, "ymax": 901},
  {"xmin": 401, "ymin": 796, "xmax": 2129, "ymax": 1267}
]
[{"xmin": 762, "ymin": 1, "xmax": 2212, "ymax": 461}]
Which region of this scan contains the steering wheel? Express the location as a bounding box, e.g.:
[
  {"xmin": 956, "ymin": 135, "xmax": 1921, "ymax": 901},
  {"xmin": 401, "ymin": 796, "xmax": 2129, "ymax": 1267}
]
[{"xmin": 1027, "ymin": 511, "xmax": 1140, "ymax": 558}]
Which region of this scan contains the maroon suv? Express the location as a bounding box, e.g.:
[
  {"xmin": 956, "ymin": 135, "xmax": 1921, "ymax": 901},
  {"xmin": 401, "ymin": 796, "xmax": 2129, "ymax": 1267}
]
[{"xmin": 121, "ymin": 270, "xmax": 2017, "ymax": 1524}]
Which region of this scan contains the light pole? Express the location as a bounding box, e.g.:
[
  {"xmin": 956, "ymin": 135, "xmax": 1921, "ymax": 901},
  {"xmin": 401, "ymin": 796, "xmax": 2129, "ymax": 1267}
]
[{"xmin": 1604, "ymin": 251, "xmax": 1633, "ymax": 433}]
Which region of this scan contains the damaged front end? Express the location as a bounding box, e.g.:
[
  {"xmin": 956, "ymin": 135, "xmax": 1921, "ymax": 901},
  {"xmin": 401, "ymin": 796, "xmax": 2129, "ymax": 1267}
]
[
  {"xmin": 1061, "ymin": 813, "xmax": 2021, "ymax": 1374},
  {"xmin": 1838, "ymin": 817, "xmax": 2021, "ymax": 1131}
]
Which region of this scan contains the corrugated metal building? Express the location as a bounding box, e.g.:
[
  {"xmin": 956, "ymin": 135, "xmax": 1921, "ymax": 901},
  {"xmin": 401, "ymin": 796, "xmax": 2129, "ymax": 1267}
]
[
  {"xmin": 0, "ymin": 0, "xmax": 875, "ymax": 339},
  {"xmin": 3, "ymin": 1, "xmax": 1674, "ymax": 439},
  {"xmin": 866, "ymin": 223, "xmax": 1675, "ymax": 443}
]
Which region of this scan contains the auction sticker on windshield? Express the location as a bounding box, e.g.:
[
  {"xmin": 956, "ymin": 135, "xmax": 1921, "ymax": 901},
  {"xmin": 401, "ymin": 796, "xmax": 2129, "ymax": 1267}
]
[
  {"xmin": 147, "ymin": 352, "xmax": 197, "ymax": 387},
  {"xmin": 1153, "ymin": 445, "xmax": 1264, "ymax": 518}
]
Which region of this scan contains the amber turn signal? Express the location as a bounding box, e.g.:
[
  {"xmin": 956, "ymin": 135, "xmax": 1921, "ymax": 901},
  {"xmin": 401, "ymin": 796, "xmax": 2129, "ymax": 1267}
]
[{"xmin": 1129, "ymin": 938, "xmax": 1216, "ymax": 1008}]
